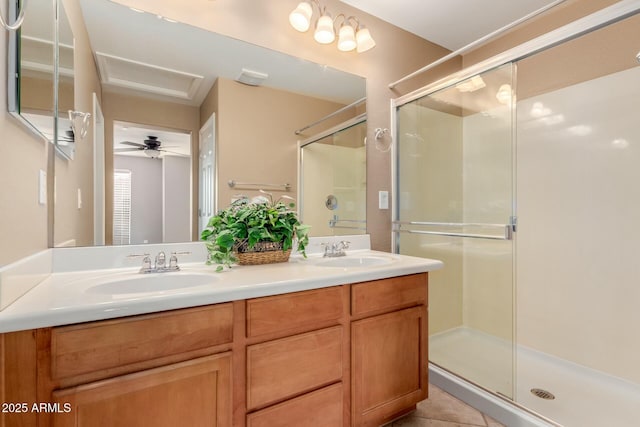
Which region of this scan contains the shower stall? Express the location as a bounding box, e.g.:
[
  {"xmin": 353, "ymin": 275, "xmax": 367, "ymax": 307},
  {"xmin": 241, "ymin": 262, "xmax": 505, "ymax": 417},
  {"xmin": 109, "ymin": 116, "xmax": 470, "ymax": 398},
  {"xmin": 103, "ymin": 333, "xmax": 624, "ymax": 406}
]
[
  {"xmin": 299, "ymin": 116, "xmax": 367, "ymax": 236},
  {"xmin": 393, "ymin": 7, "xmax": 640, "ymax": 427}
]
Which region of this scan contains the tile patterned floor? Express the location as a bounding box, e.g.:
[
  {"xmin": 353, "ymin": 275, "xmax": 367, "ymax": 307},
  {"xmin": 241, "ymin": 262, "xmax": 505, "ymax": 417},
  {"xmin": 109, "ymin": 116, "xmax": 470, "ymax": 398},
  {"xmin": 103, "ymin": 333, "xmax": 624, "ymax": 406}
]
[{"xmin": 391, "ymin": 384, "xmax": 505, "ymax": 427}]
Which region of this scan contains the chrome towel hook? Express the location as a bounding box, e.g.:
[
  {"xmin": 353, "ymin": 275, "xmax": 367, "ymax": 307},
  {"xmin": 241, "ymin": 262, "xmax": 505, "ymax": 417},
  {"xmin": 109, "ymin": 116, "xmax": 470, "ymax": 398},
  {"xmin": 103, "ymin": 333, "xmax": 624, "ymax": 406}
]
[{"xmin": 1, "ymin": 0, "xmax": 27, "ymax": 31}]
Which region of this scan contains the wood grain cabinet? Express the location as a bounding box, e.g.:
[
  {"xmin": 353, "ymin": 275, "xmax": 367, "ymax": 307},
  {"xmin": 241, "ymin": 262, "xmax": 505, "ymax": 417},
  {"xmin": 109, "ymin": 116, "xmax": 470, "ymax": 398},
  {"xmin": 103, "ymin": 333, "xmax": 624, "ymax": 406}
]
[
  {"xmin": 0, "ymin": 273, "xmax": 429, "ymax": 427},
  {"xmin": 351, "ymin": 274, "xmax": 429, "ymax": 427},
  {"xmin": 51, "ymin": 353, "xmax": 232, "ymax": 427}
]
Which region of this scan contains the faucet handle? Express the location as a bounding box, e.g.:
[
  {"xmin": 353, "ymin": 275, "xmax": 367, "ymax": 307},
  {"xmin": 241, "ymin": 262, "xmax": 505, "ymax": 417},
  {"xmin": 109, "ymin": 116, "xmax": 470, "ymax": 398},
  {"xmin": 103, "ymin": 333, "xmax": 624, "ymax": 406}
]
[
  {"xmin": 127, "ymin": 253, "xmax": 150, "ymax": 259},
  {"xmin": 127, "ymin": 253, "xmax": 152, "ymax": 272},
  {"xmin": 339, "ymin": 240, "xmax": 350, "ymax": 249},
  {"xmin": 169, "ymin": 251, "xmax": 191, "ymax": 270}
]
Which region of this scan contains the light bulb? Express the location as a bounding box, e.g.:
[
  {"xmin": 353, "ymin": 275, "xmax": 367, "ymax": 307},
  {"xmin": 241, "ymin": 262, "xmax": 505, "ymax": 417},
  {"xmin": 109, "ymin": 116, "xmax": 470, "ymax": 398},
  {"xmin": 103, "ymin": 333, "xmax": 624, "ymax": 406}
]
[
  {"xmin": 338, "ymin": 24, "xmax": 356, "ymax": 51},
  {"xmin": 496, "ymin": 84, "xmax": 512, "ymax": 104},
  {"xmin": 356, "ymin": 27, "xmax": 375, "ymax": 53},
  {"xmin": 314, "ymin": 14, "xmax": 335, "ymax": 44},
  {"xmin": 289, "ymin": 2, "xmax": 312, "ymax": 32}
]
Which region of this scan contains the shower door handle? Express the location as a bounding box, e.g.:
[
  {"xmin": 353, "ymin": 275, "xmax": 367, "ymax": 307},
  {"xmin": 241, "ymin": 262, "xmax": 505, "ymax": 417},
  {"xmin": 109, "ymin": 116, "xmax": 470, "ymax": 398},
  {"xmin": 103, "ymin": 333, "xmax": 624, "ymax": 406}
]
[{"xmin": 393, "ymin": 220, "xmax": 515, "ymax": 241}]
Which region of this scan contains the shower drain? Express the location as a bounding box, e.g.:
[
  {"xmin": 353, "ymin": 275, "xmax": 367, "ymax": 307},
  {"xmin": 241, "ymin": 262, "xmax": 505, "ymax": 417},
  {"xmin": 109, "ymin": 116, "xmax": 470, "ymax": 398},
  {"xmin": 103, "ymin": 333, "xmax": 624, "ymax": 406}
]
[{"xmin": 530, "ymin": 388, "xmax": 555, "ymax": 400}]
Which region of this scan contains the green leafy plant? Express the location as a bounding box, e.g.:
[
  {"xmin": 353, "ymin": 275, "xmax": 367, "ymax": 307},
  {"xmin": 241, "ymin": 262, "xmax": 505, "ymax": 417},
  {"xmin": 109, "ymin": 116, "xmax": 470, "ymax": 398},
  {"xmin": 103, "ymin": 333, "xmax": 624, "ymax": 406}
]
[{"xmin": 200, "ymin": 192, "xmax": 310, "ymax": 272}]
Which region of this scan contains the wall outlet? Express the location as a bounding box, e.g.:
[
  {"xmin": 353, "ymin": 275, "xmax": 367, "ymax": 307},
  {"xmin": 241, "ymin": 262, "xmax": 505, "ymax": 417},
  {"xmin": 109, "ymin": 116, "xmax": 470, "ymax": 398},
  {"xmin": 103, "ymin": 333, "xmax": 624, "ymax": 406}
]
[{"xmin": 378, "ymin": 190, "xmax": 389, "ymax": 210}]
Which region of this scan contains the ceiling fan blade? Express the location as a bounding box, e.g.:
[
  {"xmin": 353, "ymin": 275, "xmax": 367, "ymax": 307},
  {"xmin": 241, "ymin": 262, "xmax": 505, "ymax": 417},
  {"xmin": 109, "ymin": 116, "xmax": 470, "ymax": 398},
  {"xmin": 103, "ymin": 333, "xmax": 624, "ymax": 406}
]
[
  {"xmin": 115, "ymin": 147, "xmax": 143, "ymax": 152},
  {"xmin": 159, "ymin": 149, "xmax": 189, "ymax": 157},
  {"xmin": 120, "ymin": 141, "xmax": 146, "ymax": 148}
]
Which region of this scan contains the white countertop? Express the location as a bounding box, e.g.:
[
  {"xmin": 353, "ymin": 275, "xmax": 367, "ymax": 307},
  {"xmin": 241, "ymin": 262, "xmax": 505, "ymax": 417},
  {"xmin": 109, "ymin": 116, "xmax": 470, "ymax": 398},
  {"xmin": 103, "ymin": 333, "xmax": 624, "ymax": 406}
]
[{"xmin": 0, "ymin": 250, "xmax": 442, "ymax": 333}]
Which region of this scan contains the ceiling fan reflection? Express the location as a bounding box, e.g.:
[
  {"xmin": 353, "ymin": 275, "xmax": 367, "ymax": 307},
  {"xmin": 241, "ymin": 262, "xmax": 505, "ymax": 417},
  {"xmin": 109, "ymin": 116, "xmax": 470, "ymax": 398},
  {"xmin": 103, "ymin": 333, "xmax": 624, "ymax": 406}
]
[{"xmin": 114, "ymin": 135, "xmax": 184, "ymax": 158}]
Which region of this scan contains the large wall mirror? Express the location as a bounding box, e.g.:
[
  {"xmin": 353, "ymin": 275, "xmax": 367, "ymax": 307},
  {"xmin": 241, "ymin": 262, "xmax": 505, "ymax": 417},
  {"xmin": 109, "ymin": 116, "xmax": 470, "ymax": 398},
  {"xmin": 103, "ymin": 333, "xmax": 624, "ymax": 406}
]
[{"xmin": 43, "ymin": 0, "xmax": 366, "ymax": 247}]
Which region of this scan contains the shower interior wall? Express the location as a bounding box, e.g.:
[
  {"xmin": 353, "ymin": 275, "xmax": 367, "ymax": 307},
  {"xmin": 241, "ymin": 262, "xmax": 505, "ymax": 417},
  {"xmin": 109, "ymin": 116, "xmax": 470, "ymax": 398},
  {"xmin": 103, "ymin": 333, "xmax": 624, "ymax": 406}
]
[
  {"xmin": 400, "ymin": 11, "xmax": 640, "ymax": 392},
  {"xmin": 301, "ymin": 128, "xmax": 367, "ymax": 237}
]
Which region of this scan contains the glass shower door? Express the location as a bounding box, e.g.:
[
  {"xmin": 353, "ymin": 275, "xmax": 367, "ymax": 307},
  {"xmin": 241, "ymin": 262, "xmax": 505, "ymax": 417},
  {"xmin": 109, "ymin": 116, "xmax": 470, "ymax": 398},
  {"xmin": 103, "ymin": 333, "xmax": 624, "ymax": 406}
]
[
  {"xmin": 300, "ymin": 119, "xmax": 367, "ymax": 236},
  {"xmin": 394, "ymin": 64, "xmax": 516, "ymax": 398}
]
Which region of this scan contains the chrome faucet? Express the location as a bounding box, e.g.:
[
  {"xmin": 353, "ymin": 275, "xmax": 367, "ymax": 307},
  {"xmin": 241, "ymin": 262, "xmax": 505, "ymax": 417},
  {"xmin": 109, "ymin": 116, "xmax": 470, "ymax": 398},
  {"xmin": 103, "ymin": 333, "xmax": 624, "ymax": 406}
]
[
  {"xmin": 155, "ymin": 251, "xmax": 167, "ymax": 270},
  {"xmin": 128, "ymin": 251, "xmax": 191, "ymax": 273},
  {"xmin": 322, "ymin": 240, "xmax": 350, "ymax": 258}
]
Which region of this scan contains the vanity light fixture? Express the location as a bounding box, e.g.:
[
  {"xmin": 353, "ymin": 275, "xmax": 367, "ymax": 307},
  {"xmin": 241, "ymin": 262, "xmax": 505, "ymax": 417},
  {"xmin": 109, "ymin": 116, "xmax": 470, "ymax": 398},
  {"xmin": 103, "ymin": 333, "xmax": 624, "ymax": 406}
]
[
  {"xmin": 495, "ymin": 84, "xmax": 512, "ymax": 105},
  {"xmin": 289, "ymin": 1, "xmax": 376, "ymax": 53}
]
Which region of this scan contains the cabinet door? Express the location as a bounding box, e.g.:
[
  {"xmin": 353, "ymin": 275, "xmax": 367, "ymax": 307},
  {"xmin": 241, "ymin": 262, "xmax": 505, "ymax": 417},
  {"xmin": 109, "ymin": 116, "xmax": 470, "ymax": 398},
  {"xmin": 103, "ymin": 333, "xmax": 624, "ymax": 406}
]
[
  {"xmin": 52, "ymin": 353, "xmax": 231, "ymax": 427},
  {"xmin": 351, "ymin": 306, "xmax": 428, "ymax": 427}
]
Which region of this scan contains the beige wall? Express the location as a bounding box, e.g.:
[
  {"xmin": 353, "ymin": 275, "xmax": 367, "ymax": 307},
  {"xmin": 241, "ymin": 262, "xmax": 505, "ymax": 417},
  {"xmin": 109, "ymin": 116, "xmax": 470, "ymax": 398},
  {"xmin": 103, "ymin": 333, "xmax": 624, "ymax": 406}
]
[
  {"xmin": 212, "ymin": 77, "xmax": 351, "ymax": 208},
  {"xmin": 113, "ymin": 0, "xmax": 459, "ymax": 251},
  {"xmin": 102, "ymin": 92, "xmax": 200, "ymax": 244},
  {"xmin": 0, "ymin": 29, "xmax": 49, "ymax": 266},
  {"xmin": 53, "ymin": 0, "xmax": 103, "ymax": 247},
  {"xmin": 463, "ymin": 0, "xmax": 622, "ymax": 68}
]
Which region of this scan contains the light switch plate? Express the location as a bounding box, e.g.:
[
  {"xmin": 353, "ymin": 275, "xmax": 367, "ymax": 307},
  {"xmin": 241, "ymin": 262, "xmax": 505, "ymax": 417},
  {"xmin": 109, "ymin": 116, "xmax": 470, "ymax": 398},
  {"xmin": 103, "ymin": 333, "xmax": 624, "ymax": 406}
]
[
  {"xmin": 38, "ymin": 169, "xmax": 47, "ymax": 205},
  {"xmin": 378, "ymin": 190, "xmax": 389, "ymax": 210}
]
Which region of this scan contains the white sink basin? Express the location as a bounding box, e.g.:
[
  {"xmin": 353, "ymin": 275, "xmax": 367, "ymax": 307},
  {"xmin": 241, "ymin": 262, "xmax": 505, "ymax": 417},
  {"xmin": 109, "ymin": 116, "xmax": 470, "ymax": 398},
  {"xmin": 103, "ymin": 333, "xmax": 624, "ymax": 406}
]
[
  {"xmin": 314, "ymin": 256, "xmax": 395, "ymax": 268},
  {"xmin": 86, "ymin": 272, "xmax": 216, "ymax": 295}
]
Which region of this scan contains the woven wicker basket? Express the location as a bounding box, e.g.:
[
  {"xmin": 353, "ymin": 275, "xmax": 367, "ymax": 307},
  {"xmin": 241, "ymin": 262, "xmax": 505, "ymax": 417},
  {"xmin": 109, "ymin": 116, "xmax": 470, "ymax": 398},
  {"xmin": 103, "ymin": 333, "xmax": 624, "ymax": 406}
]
[{"xmin": 234, "ymin": 241, "xmax": 292, "ymax": 265}]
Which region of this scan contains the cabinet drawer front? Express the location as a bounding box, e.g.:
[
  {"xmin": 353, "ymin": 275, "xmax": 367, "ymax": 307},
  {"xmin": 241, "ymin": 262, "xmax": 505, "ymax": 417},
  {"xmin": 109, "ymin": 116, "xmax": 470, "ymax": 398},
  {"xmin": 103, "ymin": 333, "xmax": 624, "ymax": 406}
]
[
  {"xmin": 52, "ymin": 353, "xmax": 232, "ymax": 427},
  {"xmin": 51, "ymin": 303, "xmax": 233, "ymax": 380},
  {"xmin": 352, "ymin": 273, "xmax": 427, "ymax": 317},
  {"xmin": 247, "ymin": 383, "xmax": 343, "ymax": 427},
  {"xmin": 247, "ymin": 326, "xmax": 343, "ymax": 410},
  {"xmin": 247, "ymin": 286, "xmax": 343, "ymax": 338}
]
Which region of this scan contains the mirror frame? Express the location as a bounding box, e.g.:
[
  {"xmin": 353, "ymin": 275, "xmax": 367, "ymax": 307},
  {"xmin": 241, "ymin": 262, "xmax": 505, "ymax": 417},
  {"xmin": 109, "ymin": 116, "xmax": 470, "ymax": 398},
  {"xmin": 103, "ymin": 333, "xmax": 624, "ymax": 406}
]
[{"xmin": 7, "ymin": 0, "xmax": 73, "ymax": 159}]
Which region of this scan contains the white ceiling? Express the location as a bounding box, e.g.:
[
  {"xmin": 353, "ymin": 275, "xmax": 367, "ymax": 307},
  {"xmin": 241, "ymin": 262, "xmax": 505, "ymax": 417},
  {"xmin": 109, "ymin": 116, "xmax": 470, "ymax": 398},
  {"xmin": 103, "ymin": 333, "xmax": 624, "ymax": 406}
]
[
  {"xmin": 78, "ymin": 0, "xmax": 365, "ymax": 106},
  {"xmin": 340, "ymin": 0, "xmax": 560, "ymax": 51}
]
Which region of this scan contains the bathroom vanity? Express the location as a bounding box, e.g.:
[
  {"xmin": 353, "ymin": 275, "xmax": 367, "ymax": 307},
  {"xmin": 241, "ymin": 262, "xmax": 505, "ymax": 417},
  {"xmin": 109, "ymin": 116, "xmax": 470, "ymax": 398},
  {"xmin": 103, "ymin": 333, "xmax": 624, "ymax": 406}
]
[{"xmin": 0, "ymin": 247, "xmax": 441, "ymax": 427}]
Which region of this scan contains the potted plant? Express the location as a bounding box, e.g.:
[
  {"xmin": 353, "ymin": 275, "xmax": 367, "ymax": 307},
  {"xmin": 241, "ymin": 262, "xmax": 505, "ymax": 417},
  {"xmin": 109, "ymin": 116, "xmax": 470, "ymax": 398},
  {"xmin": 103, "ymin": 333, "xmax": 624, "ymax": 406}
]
[{"xmin": 200, "ymin": 192, "xmax": 310, "ymax": 271}]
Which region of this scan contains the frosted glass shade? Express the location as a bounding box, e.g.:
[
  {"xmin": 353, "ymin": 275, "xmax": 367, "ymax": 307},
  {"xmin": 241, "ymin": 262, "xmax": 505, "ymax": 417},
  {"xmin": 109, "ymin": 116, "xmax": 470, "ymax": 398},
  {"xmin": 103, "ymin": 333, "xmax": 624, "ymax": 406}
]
[
  {"xmin": 356, "ymin": 27, "xmax": 375, "ymax": 53},
  {"xmin": 338, "ymin": 24, "xmax": 356, "ymax": 52},
  {"xmin": 289, "ymin": 2, "xmax": 312, "ymax": 32},
  {"xmin": 314, "ymin": 14, "xmax": 335, "ymax": 44}
]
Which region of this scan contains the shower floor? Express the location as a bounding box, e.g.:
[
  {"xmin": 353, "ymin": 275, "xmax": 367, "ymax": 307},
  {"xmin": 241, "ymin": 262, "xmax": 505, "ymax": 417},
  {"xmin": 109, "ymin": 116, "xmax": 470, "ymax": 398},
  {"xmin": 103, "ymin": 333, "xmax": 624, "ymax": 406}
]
[{"xmin": 430, "ymin": 327, "xmax": 640, "ymax": 427}]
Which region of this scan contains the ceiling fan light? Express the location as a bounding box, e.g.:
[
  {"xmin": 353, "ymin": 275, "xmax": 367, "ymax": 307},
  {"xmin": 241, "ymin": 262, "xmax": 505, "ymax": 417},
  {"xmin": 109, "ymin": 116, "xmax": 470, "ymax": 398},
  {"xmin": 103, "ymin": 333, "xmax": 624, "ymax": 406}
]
[
  {"xmin": 338, "ymin": 24, "xmax": 356, "ymax": 52},
  {"xmin": 289, "ymin": 2, "xmax": 312, "ymax": 32},
  {"xmin": 314, "ymin": 14, "xmax": 335, "ymax": 44},
  {"xmin": 356, "ymin": 27, "xmax": 375, "ymax": 53},
  {"xmin": 145, "ymin": 149, "xmax": 161, "ymax": 158}
]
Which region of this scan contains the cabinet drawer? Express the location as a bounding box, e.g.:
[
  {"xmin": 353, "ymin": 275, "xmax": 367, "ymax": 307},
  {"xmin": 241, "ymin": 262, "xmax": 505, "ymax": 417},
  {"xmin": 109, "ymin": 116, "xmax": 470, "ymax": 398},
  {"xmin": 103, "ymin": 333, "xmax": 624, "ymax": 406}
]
[
  {"xmin": 246, "ymin": 286, "xmax": 343, "ymax": 338},
  {"xmin": 247, "ymin": 326, "xmax": 343, "ymax": 410},
  {"xmin": 52, "ymin": 353, "xmax": 232, "ymax": 427},
  {"xmin": 51, "ymin": 303, "xmax": 233, "ymax": 380},
  {"xmin": 351, "ymin": 273, "xmax": 427, "ymax": 318},
  {"xmin": 247, "ymin": 383, "xmax": 343, "ymax": 427}
]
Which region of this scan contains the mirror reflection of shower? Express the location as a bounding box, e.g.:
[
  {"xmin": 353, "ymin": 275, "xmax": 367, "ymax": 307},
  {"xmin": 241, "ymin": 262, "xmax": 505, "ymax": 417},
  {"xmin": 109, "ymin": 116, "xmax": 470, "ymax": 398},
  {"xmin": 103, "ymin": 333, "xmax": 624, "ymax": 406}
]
[{"xmin": 300, "ymin": 117, "xmax": 367, "ymax": 236}]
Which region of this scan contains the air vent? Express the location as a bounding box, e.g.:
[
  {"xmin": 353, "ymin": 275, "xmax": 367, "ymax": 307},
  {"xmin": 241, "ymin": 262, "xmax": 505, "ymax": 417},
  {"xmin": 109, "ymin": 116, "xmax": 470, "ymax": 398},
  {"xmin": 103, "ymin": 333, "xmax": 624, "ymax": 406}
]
[{"xmin": 236, "ymin": 68, "xmax": 268, "ymax": 86}]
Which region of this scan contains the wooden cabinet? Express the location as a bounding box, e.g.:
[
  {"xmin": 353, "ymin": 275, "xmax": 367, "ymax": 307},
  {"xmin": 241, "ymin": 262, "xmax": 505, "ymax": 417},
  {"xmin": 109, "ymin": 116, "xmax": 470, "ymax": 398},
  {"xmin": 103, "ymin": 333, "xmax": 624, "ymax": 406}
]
[
  {"xmin": 247, "ymin": 326, "xmax": 343, "ymax": 410},
  {"xmin": 351, "ymin": 274, "xmax": 429, "ymax": 427},
  {"xmin": 1, "ymin": 273, "xmax": 429, "ymax": 427},
  {"xmin": 352, "ymin": 307, "xmax": 428, "ymax": 426},
  {"xmin": 51, "ymin": 353, "xmax": 232, "ymax": 427},
  {"xmin": 247, "ymin": 383, "xmax": 343, "ymax": 427},
  {"xmin": 244, "ymin": 287, "xmax": 348, "ymax": 426}
]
